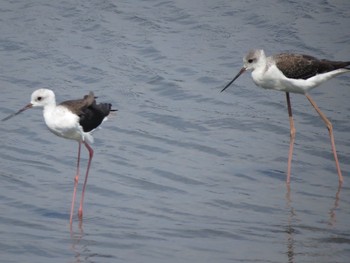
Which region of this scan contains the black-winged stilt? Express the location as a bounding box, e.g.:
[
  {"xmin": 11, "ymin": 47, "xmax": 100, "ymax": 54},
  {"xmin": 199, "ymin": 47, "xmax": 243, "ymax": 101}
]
[
  {"xmin": 2, "ymin": 89, "xmax": 116, "ymax": 224},
  {"xmin": 221, "ymin": 49, "xmax": 350, "ymax": 184}
]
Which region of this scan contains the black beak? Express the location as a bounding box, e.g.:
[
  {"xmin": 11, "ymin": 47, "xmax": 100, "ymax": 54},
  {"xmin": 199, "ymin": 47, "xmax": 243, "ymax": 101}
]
[
  {"xmin": 2, "ymin": 103, "xmax": 33, "ymax": 121},
  {"xmin": 221, "ymin": 67, "xmax": 247, "ymax": 92}
]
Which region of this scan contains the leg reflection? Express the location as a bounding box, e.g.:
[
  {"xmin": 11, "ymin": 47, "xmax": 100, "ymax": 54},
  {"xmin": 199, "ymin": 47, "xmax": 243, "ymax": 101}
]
[
  {"xmin": 328, "ymin": 182, "xmax": 342, "ymax": 226},
  {"xmin": 285, "ymin": 184, "xmax": 296, "ymax": 263}
]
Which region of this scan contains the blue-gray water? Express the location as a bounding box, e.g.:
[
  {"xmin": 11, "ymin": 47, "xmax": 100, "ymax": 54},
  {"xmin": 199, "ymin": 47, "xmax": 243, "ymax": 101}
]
[{"xmin": 1, "ymin": 0, "xmax": 350, "ymax": 262}]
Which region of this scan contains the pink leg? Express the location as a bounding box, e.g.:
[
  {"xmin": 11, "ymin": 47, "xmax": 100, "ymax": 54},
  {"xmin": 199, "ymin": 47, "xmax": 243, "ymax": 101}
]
[
  {"xmin": 78, "ymin": 141, "xmax": 94, "ymax": 218},
  {"xmin": 70, "ymin": 141, "xmax": 82, "ymax": 225},
  {"xmin": 305, "ymin": 94, "xmax": 343, "ymax": 183},
  {"xmin": 286, "ymin": 92, "xmax": 296, "ymax": 184}
]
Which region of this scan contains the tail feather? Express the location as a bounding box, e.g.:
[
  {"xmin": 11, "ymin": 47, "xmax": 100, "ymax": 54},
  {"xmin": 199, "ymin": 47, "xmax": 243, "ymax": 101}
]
[{"xmin": 320, "ymin": 60, "xmax": 350, "ymax": 71}]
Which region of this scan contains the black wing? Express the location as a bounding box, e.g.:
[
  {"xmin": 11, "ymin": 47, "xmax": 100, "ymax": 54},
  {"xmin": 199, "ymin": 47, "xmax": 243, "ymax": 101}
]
[
  {"xmin": 60, "ymin": 92, "xmax": 113, "ymax": 132},
  {"xmin": 79, "ymin": 102, "xmax": 113, "ymax": 132}
]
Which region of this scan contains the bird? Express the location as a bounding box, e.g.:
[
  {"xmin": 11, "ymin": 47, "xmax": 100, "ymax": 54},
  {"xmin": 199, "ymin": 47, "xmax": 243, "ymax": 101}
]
[
  {"xmin": 2, "ymin": 89, "xmax": 116, "ymax": 224},
  {"xmin": 221, "ymin": 49, "xmax": 350, "ymax": 184}
]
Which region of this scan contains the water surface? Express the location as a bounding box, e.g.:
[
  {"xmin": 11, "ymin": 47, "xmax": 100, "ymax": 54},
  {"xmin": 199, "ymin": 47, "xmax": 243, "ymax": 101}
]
[{"xmin": 1, "ymin": 0, "xmax": 350, "ymax": 262}]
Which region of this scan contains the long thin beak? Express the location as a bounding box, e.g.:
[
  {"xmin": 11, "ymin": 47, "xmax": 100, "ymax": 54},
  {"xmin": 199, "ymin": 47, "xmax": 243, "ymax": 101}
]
[
  {"xmin": 2, "ymin": 103, "xmax": 33, "ymax": 121},
  {"xmin": 221, "ymin": 67, "xmax": 247, "ymax": 92}
]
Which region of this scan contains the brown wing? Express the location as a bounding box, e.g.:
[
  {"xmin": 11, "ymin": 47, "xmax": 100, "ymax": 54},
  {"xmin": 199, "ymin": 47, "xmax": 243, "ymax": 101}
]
[
  {"xmin": 60, "ymin": 92, "xmax": 95, "ymax": 115},
  {"xmin": 274, "ymin": 53, "xmax": 350, "ymax": 80},
  {"xmin": 61, "ymin": 92, "xmax": 114, "ymax": 132}
]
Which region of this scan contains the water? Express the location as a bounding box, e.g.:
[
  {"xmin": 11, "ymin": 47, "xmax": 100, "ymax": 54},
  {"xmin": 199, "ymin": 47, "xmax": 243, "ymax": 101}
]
[{"xmin": 1, "ymin": 0, "xmax": 350, "ymax": 262}]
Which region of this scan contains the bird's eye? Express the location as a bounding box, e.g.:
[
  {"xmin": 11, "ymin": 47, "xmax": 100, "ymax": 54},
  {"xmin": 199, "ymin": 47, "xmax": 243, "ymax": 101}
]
[
  {"xmin": 37, "ymin": 96, "xmax": 42, "ymax": 101},
  {"xmin": 248, "ymin": 59, "xmax": 254, "ymax": 63}
]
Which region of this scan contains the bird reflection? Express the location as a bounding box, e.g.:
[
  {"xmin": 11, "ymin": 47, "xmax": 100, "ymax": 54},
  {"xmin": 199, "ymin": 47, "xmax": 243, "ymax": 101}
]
[
  {"xmin": 285, "ymin": 184, "xmax": 296, "ymax": 263},
  {"xmin": 284, "ymin": 182, "xmax": 343, "ymax": 262},
  {"xmin": 70, "ymin": 219, "xmax": 85, "ymax": 263},
  {"xmin": 328, "ymin": 182, "xmax": 342, "ymax": 226},
  {"xmin": 70, "ymin": 217, "xmax": 84, "ymax": 238}
]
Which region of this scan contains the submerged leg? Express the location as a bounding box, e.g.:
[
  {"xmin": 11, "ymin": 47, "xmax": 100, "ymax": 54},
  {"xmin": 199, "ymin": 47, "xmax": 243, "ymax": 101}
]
[
  {"xmin": 70, "ymin": 141, "xmax": 82, "ymax": 225},
  {"xmin": 305, "ymin": 94, "xmax": 343, "ymax": 184},
  {"xmin": 286, "ymin": 92, "xmax": 296, "ymax": 184},
  {"xmin": 78, "ymin": 141, "xmax": 94, "ymax": 218}
]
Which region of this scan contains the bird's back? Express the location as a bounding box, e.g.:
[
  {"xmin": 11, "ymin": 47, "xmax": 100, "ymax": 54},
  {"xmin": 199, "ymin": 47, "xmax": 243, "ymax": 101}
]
[
  {"xmin": 274, "ymin": 53, "xmax": 350, "ymax": 80},
  {"xmin": 60, "ymin": 92, "xmax": 113, "ymax": 132}
]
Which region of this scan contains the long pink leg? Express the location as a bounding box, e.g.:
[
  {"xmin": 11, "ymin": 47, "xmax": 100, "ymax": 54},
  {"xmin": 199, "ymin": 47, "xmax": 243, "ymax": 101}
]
[
  {"xmin": 70, "ymin": 141, "xmax": 82, "ymax": 225},
  {"xmin": 286, "ymin": 92, "xmax": 296, "ymax": 184},
  {"xmin": 78, "ymin": 141, "xmax": 94, "ymax": 218},
  {"xmin": 305, "ymin": 94, "xmax": 343, "ymax": 183}
]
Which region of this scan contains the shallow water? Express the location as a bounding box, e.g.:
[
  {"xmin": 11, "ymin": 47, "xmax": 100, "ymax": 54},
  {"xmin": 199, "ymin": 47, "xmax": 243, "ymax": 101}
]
[{"xmin": 1, "ymin": 0, "xmax": 350, "ymax": 262}]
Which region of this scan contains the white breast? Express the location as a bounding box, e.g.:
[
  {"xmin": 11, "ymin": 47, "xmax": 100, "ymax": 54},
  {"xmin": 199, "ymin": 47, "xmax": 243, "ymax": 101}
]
[{"xmin": 43, "ymin": 105, "xmax": 84, "ymax": 141}]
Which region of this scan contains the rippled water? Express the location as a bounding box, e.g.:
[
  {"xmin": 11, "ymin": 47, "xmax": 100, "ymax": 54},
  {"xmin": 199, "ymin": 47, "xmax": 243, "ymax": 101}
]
[{"xmin": 1, "ymin": 0, "xmax": 350, "ymax": 262}]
